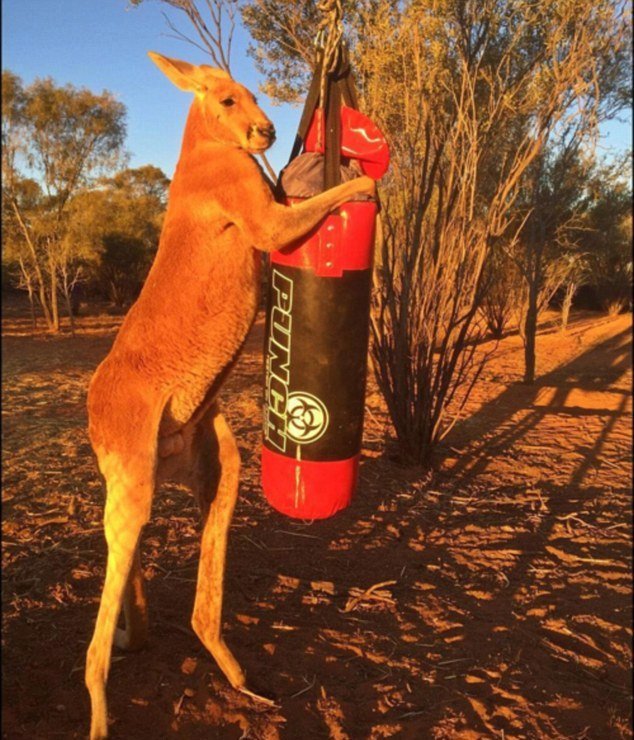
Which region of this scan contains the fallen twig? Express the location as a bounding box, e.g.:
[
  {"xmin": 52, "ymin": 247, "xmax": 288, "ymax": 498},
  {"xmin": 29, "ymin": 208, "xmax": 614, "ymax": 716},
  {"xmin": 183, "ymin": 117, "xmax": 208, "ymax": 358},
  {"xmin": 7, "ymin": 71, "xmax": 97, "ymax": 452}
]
[
  {"xmin": 238, "ymin": 685, "xmax": 279, "ymax": 708},
  {"xmin": 545, "ymin": 545, "xmax": 614, "ymax": 566},
  {"xmin": 271, "ymin": 622, "xmax": 297, "ymax": 631},
  {"xmin": 289, "ymin": 674, "xmax": 316, "ymax": 699},
  {"xmin": 342, "ymin": 580, "xmax": 397, "ymax": 613},
  {"xmin": 240, "ymin": 534, "xmax": 267, "ymax": 551},
  {"xmin": 274, "ymin": 530, "xmax": 321, "ymax": 540}
]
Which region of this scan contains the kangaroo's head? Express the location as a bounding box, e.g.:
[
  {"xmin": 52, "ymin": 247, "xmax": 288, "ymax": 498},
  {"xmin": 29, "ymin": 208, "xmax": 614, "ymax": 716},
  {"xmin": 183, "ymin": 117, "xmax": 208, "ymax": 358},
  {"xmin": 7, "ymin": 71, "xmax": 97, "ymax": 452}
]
[{"xmin": 149, "ymin": 51, "xmax": 276, "ymax": 154}]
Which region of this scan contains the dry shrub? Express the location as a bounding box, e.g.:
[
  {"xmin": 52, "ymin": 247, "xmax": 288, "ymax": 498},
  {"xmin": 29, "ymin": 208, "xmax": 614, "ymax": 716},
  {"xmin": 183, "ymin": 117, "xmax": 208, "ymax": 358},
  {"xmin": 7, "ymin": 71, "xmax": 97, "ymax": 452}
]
[{"xmin": 362, "ymin": 1, "xmax": 628, "ymax": 463}]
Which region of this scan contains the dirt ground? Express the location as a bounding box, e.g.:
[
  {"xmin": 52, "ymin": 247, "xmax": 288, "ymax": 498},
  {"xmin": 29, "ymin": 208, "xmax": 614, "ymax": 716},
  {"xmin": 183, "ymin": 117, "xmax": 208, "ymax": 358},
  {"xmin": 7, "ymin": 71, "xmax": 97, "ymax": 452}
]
[{"xmin": 2, "ymin": 297, "xmax": 632, "ymax": 740}]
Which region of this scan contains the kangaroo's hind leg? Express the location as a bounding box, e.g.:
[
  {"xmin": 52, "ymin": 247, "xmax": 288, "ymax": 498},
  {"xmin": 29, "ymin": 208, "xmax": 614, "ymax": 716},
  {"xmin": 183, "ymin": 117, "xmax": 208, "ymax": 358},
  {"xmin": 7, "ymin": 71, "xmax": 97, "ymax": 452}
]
[
  {"xmin": 187, "ymin": 405, "xmax": 276, "ymax": 705},
  {"xmin": 188, "ymin": 404, "xmax": 246, "ymax": 690},
  {"xmin": 114, "ymin": 543, "xmax": 148, "ymax": 652},
  {"xmin": 85, "ymin": 387, "xmax": 160, "ymax": 740}
]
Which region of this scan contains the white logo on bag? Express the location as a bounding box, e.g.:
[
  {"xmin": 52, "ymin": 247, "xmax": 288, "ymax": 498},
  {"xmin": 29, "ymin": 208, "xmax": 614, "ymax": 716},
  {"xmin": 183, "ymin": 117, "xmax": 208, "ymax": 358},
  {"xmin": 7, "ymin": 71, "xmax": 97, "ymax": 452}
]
[
  {"xmin": 286, "ymin": 392, "xmax": 329, "ymax": 444},
  {"xmin": 264, "ymin": 269, "xmax": 330, "ymax": 451},
  {"xmin": 264, "ymin": 270, "xmax": 293, "ymax": 452}
]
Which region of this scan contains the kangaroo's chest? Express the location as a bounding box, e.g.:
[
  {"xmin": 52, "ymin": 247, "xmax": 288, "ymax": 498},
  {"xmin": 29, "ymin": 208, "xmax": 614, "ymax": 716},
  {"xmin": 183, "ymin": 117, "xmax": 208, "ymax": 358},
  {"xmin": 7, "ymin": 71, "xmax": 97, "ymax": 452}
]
[{"xmin": 156, "ymin": 245, "xmax": 262, "ymax": 431}]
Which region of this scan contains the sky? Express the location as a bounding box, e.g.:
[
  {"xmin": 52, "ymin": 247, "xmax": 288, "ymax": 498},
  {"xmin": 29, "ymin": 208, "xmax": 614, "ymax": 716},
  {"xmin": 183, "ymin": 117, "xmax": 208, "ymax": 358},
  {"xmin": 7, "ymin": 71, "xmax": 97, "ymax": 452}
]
[
  {"xmin": 2, "ymin": 0, "xmax": 631, "ymax": 182},
  {"xmin": 1, "ymin": 0, "xmax": 303, "ymax": 178}
]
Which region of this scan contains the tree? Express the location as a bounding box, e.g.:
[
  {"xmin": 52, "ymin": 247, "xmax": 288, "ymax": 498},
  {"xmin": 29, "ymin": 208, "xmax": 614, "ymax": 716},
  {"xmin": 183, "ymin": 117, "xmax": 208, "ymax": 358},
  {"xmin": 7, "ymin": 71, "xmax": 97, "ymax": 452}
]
[
  {"xmin": 2, "ymin": 70, "xmax": 50, "ymax": 328},
  {"xmin": 107, "ymin": 164, "xmax": 170, "ymax": 206},
  {"xmin": 559, "ymin": 254, "xmax": 589, "ymax": 332},
  {"xmin": 580, "ymin": 158, "xmax": 632, "ymax": 315},
  {"xmin": 99, "ymin": 233, "xmax": 148, "ymax": 308},
  {"xmin": 130, "ymin": 0, "xmax": 238, "ymax": 71},
  {"xmin": 1, "ymin": 71, "xmax": 127, "ymax": 332},
  {"xmin": 239, "ymin": 1, "xmax": 398, "ymax": 103},
  {"xmin": 512, "ymin": 113, "xmax": 631, "ymax": 377},
  {"xmin": 64, "ymin": 165, "xmax": 169, "ymax": 307},
  {"xmin": 241, "ymin": 0, "xmax": 324, "ymax": 103},
  {"xmin": 511, "ymin": 145, "xmax": 591, "ymax": 381},
  {"xmin": 241, "ymin": 0, "xmax": 631, "ymax": 463},
  {"xmin": 1, "ymin": 176, "xmax": 44, "ymax": 328},
  {"xmin": 480, "ymin": 246, "xmax": 523, "ymax": 339}
]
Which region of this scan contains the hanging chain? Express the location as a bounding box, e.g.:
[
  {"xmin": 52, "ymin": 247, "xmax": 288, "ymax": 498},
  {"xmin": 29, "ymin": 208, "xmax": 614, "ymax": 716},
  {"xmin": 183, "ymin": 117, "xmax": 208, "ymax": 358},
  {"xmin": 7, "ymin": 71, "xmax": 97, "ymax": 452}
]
[{"xmin": 313, "ymin": 0, "xmax": 344, "ymax": 148}]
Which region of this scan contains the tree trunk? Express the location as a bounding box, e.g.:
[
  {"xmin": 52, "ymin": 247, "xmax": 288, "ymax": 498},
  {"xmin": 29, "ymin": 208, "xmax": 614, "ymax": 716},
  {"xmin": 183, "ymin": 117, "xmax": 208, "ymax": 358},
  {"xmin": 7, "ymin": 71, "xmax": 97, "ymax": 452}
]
[
  {"xmin": 27, "ymin": 288, "xmax": 37, "ymax": 331},
  {"xmin": 560, "ymin": 281, "xmax": 576, "ymax": 332},
  {"xmin": 523, "ymin": 282, "xmax": 538, "ymax": 384},
  {"xmin": 10, "ymin": 200, "xmax": 56, "ymax": 328},
  {"xmin": 522, "ymin": 206, "xmax": 545, "ymax": 385},
  {"xmin": 59, "ymin": 267, "xmax": 78, "ymax": 336},
  {"xmin": 63, "ymin": 285, "xmax": 76, "ymax": 336},
  {"xmin": 17, "ymin": 258, "xmax": 39, "ymax": 331},
  {"xmin": 37, "ymin": 280, "xmax": 53, "ymax": 328},
  {"xmin": 49, "ymin": 264, "xmax": 60, "ymax": 332}
]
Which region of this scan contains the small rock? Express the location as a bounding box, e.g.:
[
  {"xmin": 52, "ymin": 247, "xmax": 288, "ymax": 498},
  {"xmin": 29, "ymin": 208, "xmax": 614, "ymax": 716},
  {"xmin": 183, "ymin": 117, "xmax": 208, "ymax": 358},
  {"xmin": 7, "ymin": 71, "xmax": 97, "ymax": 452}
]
[{"xmin": 180, "ymin": 656, "xmax": 197, "ymax": 675}]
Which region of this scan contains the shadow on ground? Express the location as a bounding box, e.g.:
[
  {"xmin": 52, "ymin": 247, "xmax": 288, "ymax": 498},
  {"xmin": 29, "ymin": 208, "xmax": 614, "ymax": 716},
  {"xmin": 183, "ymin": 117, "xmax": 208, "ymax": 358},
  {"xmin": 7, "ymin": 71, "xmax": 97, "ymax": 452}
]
[{"xmin": 2, "ymin": 305, "xmax": 632, "ymax": 739}]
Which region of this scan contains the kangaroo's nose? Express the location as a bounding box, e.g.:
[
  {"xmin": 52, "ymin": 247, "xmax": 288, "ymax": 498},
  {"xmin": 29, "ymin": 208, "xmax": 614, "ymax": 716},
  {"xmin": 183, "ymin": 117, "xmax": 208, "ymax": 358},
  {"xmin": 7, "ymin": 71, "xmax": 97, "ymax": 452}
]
[{"xmin": 255, "ymin": 123, "xmax": 276, "ymax": 141}]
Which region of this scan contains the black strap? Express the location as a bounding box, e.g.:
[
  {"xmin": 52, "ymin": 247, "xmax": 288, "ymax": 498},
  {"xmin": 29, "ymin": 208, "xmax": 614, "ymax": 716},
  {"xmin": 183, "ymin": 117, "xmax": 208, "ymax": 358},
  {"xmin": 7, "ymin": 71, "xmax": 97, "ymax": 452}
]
[
  {"xmin": 324, "ymin": 73, "xmax": 342, "ymax": 189},
  {"xmin": 340, "ymin": 65, "xmax": 358, "ymax": 109},
  {"xmin": 288, "ymin": 56, "xmax": 324, "ymax": 164},
  {"xmin": 284, "ymin": 44, "xmax": 362, "ymax": 193}
]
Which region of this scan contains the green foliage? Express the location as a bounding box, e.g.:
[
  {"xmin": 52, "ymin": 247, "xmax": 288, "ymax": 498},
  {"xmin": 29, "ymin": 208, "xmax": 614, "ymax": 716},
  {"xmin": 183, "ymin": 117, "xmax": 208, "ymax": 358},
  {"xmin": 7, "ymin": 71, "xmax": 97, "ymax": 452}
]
[
  {"xmin": 481, "ymin": 246, "xmax": 522, "ymax": 339},
  {"xmin": 106, "ymin": 164, "xmax": 170, "ymax": 206},
  {"xmin": 64, "ymin": 165, "xmax": 169, "ymax": 305},
  {"xmin": 99, "ymin": 233, "xmax": 149, "ymax": 307},
  {"xmin": 2, "ymin": 70, "xmax": 129, "ymax": 330},
  {"xmin": 580, "ymin": 160, "xmax": 633, "ymax": 313},
  {"xmin": 240, "ymin": 0, "xmax": 320, "ymax": 103},
  {"xmin": 240, "ymin": 1, "xmax": 403, "ymax": 103},
  {"xmin": 21, "ymin": 77, "xmax": 127, "ymax": 208}
]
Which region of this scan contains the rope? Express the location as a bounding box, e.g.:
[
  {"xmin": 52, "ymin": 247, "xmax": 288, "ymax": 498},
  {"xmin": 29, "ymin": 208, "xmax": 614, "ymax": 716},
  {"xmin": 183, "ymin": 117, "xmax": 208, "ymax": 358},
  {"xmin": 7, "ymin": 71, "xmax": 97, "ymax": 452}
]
[
  {"xmin": 314, "ymin": 0, "xmax": 343, "ymax": 68},
  {"xmin": 314, "ymin": 0, "xmax": 344, "ymax": 149}
]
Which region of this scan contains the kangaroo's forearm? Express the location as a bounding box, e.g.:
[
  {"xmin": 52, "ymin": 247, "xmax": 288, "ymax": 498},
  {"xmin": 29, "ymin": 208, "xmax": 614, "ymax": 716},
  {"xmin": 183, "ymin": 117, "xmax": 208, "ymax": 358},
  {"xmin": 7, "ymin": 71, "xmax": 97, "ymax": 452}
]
[{"xmin": 252, "ymin": 180, "xmax": 365, "ymax": 252}]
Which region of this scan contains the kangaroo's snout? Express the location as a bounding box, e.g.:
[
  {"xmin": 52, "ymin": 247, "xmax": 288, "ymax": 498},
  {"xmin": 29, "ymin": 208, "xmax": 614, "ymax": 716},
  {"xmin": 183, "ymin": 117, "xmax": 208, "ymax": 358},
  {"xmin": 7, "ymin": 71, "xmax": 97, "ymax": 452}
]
[{"xmin": 249, "ymin": 122, "xmax": 276, "ymax": 143}]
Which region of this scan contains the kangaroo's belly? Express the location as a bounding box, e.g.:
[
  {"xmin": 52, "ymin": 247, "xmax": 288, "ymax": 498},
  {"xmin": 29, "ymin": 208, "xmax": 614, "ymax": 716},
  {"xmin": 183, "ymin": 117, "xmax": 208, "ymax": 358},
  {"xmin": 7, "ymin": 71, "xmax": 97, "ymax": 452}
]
[
  {"xmin": 103, "ymin": 236, "xmax": 261, "ymax": 436},
  {"xmin": 160, "ymin": 295, "xmax": 259, "ymax": 433}
]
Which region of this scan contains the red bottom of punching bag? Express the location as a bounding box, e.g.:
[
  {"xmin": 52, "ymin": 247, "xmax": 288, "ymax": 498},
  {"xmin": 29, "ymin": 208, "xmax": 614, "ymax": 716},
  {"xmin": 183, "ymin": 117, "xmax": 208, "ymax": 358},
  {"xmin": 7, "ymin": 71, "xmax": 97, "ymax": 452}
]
[{"xmin": 262, "ymin": 446, "xmax": 359, "ymax": 520}]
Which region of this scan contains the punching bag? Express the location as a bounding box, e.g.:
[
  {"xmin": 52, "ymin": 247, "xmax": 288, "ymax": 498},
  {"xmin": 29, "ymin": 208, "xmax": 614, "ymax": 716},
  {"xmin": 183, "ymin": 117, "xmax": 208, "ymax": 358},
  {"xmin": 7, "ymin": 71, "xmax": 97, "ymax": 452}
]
[{"xmin": 261, "ymin": 55, "xmax": 389, "ymax": 520}]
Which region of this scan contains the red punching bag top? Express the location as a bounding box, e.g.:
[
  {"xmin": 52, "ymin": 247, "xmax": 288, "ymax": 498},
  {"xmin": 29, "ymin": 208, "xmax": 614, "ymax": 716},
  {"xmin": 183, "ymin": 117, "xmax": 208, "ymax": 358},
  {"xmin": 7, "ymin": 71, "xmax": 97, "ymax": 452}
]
[{"xmin": 304, "ymin": 106, "xmax": 390, "ymax": 180}]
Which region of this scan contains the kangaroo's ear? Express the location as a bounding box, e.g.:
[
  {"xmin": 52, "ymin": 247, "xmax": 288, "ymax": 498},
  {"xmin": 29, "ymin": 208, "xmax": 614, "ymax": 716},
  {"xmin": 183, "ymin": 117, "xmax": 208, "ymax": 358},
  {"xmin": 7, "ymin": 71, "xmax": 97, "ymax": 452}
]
[{"xmin": 148, "ymin": 52, "xmax": 220, "ymax": 96}]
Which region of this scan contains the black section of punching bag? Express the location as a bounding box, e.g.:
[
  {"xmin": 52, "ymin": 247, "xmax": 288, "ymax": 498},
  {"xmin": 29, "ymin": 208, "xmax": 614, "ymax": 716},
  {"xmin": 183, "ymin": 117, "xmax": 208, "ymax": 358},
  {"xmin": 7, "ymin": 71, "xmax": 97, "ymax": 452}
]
[{"xmin": 263, "ymin": 264, "xmax": 372, "ymax": 462}]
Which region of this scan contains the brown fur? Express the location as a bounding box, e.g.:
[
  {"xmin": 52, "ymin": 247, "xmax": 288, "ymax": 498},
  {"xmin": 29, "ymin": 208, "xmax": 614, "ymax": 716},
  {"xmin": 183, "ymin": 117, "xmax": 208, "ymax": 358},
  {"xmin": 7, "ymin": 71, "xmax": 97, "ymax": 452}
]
[{"xmin": 84, "ymin": 52, "xmax": 375, "ymax": 739}]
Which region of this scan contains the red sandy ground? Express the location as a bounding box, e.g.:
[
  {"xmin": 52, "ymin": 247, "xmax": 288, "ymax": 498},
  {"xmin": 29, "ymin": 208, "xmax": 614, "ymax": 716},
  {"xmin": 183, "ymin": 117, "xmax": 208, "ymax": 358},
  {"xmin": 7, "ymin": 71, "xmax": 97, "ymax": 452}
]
[{"xmin": 2, "ymin": 299, "xmax": 632, "ymax": 739}]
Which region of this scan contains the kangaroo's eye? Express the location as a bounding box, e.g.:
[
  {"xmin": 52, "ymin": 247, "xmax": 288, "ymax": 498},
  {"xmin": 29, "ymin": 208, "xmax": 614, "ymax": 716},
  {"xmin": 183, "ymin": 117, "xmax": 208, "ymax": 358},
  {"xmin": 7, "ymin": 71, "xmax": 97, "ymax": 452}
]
[{"xmin": 220, "ymin": 98, "xmax": 235, "ymax": 107}]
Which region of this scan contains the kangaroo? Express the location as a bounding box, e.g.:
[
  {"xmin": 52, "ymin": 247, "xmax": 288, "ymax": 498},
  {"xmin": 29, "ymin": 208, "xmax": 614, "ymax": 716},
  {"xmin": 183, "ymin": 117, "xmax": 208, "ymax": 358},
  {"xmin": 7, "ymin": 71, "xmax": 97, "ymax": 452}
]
[{"xmin": 84, "ymin": 52, "xmax": 376, "ymax": 739}]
